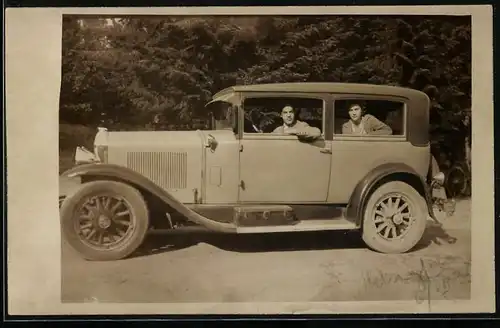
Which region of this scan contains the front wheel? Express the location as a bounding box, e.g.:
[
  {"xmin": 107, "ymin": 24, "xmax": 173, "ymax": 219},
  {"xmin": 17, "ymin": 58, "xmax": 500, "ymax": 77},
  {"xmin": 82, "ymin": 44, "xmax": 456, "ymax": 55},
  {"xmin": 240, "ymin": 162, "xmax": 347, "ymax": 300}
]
[
  {"xmin": 361, "ymin": 181, "xmax": 428, "ymax": 254},
  {"xmin": 60, "ymin": 180, "xmax": 150, "ymax": 261}
]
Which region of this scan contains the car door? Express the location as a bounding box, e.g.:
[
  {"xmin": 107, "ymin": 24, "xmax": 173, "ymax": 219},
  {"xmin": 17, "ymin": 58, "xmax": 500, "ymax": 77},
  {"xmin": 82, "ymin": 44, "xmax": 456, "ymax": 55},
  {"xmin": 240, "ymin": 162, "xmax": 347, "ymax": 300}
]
[
  {"xmin": 237, "ymin": 93, "xmax": 332, "ymax": 204},
  {"xmin": 326, "ymin": 95, "xmax": 413, "ymax": 204}
]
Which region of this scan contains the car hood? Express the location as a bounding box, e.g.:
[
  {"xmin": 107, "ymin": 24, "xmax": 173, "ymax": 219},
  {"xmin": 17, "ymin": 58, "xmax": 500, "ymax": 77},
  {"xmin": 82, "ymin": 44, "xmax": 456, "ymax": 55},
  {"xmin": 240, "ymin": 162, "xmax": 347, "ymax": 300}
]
[
  {"xmin": 106, "ymin": 130, "xmax": 204, "ymax": 147},
  {"xmin": 105, "ymin": 129, "xmax": 237, "ymax": 148}
]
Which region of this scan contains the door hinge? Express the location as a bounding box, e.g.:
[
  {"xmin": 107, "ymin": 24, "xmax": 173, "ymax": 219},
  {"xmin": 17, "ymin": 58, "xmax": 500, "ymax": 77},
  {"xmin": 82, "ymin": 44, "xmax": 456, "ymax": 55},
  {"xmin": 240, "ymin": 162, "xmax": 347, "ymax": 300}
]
[{"xmin": 239, "ymin": 144, "xmax": 244, "ymax": 152}]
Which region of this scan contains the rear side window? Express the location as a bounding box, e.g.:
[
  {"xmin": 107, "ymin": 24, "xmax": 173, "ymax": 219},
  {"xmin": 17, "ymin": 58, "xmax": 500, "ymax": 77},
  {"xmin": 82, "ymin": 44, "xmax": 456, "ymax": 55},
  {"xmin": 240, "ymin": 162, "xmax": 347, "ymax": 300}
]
[{"xmin": 334, "ymin": 99, "xmax": 405, "ymax": 136}]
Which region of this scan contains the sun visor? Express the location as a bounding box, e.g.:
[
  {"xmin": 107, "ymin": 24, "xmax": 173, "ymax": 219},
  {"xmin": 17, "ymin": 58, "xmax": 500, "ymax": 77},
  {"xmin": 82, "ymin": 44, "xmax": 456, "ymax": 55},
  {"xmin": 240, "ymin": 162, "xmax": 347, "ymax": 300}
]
[{"xmin": 205, "ymin": 92, "xmax": 239, "ymax": 107}]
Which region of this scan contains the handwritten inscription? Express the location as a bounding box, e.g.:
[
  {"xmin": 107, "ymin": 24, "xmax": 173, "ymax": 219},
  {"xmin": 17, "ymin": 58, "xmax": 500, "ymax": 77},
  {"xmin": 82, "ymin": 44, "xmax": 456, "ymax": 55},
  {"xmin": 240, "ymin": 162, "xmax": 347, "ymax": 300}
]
[
  {"xmin": 315, "ymin": 256, "xmax": 470, "ymax": 303},
  {"xmin": 362, "ymin": 257, "xmax": 471, "ymax": 307}
]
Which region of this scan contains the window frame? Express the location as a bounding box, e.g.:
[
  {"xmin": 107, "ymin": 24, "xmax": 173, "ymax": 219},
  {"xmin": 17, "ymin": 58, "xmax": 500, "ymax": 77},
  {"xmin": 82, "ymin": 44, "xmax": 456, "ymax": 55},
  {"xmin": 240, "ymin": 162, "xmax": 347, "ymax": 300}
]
[
  {"xmin": 331, "ymin": 94, "xmax": 409, "ymax": 142},
  {"xmin": 239, "ymin": 92, "xmax": 328, "ymax": 141}
]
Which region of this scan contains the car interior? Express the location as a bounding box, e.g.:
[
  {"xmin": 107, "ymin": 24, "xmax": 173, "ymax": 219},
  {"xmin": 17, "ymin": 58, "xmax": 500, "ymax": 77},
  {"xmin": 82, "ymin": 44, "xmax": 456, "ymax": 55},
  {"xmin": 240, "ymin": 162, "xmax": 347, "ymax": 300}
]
[
  {"xmin": 242, "ymin": 97, "xmax": 324, "ymax": 134},
  {"xmin": 241, "ymin": 97, "xmax": 404, "ymax": 136}
]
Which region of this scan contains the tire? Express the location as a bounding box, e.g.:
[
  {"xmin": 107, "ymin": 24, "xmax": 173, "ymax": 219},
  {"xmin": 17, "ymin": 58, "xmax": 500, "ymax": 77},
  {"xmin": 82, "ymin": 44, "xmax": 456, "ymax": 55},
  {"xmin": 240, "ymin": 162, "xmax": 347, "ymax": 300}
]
[
  {"xmin": 445, "ymin": 165, "xmax": 469, "ymax": 198},
  {"xmin": 60, "ymin": 180, "xmax": 150, "ymax": 261},
  {"xmin": 361, "ymin": 181, "xmax": 428, "ymax": 254}
]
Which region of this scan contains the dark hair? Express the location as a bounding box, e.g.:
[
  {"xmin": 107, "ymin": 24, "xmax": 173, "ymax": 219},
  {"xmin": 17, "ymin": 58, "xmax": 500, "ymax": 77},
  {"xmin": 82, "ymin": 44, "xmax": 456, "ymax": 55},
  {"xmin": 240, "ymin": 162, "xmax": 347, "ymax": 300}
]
[
  {"xmin": 348, "ymin": 102, "xmax": 363, "ymax": 110},
  {"xmin": 281, "ymin": 105, "xmax": 301, "ymax": 117},
  {"xmin": 348, "ymin": 103, "xmax": 366, "ymax": 115}
]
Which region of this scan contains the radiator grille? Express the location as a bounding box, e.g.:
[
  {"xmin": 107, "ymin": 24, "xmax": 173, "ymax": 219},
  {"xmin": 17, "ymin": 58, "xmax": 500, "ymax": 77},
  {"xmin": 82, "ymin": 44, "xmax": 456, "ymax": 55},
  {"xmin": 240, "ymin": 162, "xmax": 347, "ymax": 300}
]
[{"xmin": 126, "ymin": 151, "xmax": 188, "ymax": 189}]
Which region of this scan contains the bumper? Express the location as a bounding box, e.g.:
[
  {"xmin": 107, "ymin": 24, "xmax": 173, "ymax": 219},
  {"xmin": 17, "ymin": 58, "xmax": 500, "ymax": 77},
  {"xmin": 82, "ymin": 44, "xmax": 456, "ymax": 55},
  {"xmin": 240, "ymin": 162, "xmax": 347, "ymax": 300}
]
[{"xmin": 430, "ymin": 179, "xmax": 456, "ymax": 217}]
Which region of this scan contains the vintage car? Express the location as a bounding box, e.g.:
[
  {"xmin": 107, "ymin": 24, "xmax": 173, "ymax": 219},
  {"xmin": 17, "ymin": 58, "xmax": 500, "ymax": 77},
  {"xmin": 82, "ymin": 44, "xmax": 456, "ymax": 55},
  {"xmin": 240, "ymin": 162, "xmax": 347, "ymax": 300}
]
[{"xmin": 59, "ymin": 82, "xmax": 454, "ymax": 261}]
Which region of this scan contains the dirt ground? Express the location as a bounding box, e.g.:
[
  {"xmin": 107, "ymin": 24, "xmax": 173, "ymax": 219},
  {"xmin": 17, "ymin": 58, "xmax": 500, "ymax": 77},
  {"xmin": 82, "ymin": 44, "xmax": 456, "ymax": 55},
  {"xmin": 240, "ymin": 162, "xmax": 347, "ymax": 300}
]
[{"xmin": 60, "ymin": 177, "xmax": 471, "ymax": 303}]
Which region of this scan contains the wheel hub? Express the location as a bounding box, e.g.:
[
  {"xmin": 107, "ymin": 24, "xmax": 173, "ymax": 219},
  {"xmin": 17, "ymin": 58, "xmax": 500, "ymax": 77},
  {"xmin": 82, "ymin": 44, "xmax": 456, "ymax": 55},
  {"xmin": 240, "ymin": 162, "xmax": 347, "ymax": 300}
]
[
  {"xmin": 373, "ymin": 194, "xmax": 414, "ymax": 240},
  {"xmin": 97, "ymin": 214, "xmax": 112, "ymax": 229},
  {"xmin": 76, "ymin": 194, "xmax": 134, "ymax": 250},
  {"xmin": 392, "ymin": 213, "xmax": 403, "ymax": 225}
]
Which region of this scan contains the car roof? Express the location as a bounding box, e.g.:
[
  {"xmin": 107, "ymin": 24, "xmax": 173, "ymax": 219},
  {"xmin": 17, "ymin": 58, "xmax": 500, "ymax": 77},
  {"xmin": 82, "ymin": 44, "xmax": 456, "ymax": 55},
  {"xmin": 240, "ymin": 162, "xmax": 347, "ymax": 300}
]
[{"xmin": 212, "ymin": 82, "xmax": 428, "ymax": 100}]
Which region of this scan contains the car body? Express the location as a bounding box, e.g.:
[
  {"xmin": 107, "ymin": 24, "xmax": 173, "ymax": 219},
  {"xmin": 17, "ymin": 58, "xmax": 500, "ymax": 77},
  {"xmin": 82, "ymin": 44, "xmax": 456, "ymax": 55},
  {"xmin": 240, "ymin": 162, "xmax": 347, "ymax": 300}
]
[{"xmin": 59, "ymin": 82, "xmax": 453, "ymax": 261}]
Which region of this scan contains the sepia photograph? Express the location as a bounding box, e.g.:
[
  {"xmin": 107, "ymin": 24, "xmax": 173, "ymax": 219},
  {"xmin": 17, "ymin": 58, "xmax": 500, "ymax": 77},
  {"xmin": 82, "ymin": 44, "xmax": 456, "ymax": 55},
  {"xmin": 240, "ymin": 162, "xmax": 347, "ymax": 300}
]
[
  {"xmin": 58, "ymin": 13, "xmax": 473, "ymax": 303},
  {"xmin": 5, "ymin": 5, "xmax": 494, "ymax": 316}
]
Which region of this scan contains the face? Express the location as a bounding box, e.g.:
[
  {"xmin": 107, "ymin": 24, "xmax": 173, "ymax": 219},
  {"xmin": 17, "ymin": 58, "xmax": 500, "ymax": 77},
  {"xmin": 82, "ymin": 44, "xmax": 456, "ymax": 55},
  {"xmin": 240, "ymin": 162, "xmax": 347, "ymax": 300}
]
[
  {"xmin": 348, "ymin": 105, "xmax": 363, "ymax": 123},
  {"xmin": 281, "ymin": 106, "xmax": 295, "ymax": 125}
]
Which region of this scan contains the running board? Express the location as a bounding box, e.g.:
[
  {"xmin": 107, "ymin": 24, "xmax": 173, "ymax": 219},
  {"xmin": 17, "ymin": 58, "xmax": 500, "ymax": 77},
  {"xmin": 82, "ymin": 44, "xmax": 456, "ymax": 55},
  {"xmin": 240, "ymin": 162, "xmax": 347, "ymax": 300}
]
[
  {"xmin": 236, "ymin": 218, "xmax": 357, "ymax": 233},
  {"xmin": 185, "ymin": 204, "xmax": 359, "ymax": 234}
]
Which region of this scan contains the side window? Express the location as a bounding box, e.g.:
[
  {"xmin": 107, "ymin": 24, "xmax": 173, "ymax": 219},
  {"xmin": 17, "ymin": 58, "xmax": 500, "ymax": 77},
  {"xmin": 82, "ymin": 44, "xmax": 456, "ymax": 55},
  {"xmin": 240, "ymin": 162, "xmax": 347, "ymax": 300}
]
[
  {"xmin": 334, "ymin": 99, "xmax": 405, "ymax": 136},
  {"xmin": 242, "ymin": 97, "xmax": 324, "ymax": 134}
]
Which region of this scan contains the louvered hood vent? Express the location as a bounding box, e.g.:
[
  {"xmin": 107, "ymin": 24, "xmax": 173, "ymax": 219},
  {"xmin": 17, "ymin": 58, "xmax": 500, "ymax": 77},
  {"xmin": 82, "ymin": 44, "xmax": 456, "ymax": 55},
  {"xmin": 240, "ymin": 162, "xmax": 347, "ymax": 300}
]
[{"xmin": 126, "ymin": 151, "xmax": 188, "ymax": 189}]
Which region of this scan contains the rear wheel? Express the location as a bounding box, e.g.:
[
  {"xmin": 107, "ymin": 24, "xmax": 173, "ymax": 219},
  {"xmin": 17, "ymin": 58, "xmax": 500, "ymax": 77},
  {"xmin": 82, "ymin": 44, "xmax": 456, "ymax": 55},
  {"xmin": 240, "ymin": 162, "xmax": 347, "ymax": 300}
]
[
  {"xmin": 445, "ymin": 164, "xmax": 470, "ymax": 198},
  {"xmin": 60, "ymin": 180, "xmax": 150, "ymax": 261},
  {"xmin": 361, "ymin": 181, "xmax": 428, "ymax": 254}
]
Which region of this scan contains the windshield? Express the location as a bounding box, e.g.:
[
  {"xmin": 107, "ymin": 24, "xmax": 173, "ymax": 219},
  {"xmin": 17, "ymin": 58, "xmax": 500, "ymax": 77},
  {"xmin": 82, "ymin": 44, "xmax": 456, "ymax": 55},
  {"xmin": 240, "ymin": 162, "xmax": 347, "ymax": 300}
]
[{"xmin": 207, "ymin": 101, "xmax": 238, "ymax": 132}]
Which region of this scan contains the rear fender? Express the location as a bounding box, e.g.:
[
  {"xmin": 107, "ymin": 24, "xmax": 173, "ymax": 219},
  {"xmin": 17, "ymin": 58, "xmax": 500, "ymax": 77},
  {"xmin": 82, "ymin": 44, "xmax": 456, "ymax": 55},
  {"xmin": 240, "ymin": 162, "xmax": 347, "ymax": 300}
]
[
  {"xmin": 345, "ymin": 163, "xmax": 435, "ymax": 226},
  {"xmin": 61, "ymin": 163, "xmax": 236, "ymax": 233}
]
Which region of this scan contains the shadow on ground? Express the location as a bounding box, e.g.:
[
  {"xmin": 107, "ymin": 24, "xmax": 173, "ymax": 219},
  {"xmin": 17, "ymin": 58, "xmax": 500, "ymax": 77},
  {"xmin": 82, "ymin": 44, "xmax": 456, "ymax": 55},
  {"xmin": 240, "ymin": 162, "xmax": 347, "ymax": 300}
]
[
  {"xmin": 419, "ymin": 221, "xmax": 459, "ymax": 246},
  {"xmin": 131, "ymin": 221, "xmax": 461, "ymax": 259},
  {"xmin": 132, "ymin": 230, "xmax": 366, "ymax": 258}
]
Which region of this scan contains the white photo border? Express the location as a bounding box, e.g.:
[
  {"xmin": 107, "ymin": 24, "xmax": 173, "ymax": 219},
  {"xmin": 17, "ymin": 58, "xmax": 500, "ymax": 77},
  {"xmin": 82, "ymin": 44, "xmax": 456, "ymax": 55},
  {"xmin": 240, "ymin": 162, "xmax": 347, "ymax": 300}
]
[{"xmin": 5, "ymin": 5, "xmax": 495, "ymax": 315}]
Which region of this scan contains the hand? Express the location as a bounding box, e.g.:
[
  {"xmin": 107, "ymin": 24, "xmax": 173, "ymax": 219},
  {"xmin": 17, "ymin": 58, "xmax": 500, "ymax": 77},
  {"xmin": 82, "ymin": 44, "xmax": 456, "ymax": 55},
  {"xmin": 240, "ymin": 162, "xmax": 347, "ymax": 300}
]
[{"xmin": 288, "ymin": 130, "xmax": 308, "ymax": 136}]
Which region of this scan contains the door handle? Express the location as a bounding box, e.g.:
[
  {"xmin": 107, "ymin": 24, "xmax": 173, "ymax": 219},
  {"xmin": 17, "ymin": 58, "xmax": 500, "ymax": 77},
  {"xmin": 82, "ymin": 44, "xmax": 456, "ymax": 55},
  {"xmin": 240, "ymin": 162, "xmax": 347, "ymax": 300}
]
[{"xmin": 320, "ymin": 148, "xmax": 332, "ymax": 154}]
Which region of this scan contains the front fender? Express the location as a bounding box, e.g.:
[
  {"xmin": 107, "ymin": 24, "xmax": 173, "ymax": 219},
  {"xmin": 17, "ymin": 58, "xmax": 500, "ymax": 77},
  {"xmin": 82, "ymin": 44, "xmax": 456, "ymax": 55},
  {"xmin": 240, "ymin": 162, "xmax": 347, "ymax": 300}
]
[
  {"xmin": 345, "ymin": 163, "xmax": 435, "ymax": 226},
  {"xmin": 61, "ymin": 163, "xmax": 236, "ymax": 233}
]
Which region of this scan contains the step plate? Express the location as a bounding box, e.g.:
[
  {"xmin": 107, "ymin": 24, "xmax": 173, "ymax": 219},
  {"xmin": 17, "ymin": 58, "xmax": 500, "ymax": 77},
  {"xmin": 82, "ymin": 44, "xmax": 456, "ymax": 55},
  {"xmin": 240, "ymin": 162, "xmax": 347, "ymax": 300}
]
[
  {"xmin": 236, "ymin": 218, "xmax": 358, "ymax": 234},
  {"xmin": 234, "ymin": 205, "xmax": 297, "ymax": 227}
]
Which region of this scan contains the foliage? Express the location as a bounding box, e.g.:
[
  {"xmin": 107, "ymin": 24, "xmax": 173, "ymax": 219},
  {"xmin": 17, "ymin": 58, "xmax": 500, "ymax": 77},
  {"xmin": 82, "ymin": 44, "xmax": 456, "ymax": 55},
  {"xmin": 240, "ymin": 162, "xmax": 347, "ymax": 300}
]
[
  {"xmin": 59, "ymin": 15, "xmax": 471, "ymax": 165},
  {"xmin": 59, "ymin": 122, "xmax": 96, "ymax": 150}
]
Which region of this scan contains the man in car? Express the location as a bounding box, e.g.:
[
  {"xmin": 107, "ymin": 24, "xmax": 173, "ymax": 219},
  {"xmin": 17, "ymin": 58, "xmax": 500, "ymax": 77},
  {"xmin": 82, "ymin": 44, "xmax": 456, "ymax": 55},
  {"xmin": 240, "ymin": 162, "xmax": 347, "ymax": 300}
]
[{"xmin": 272, "ymin": 105, "xmax": 321, "ymax": 140}]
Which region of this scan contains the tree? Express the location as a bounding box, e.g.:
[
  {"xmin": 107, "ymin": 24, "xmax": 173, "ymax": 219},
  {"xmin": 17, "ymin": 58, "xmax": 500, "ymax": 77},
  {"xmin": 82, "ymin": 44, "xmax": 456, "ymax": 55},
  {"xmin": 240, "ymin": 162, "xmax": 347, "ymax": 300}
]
[{"xmin": 60, "ymin": 15, "xmax": 472, "ymax": 169}]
